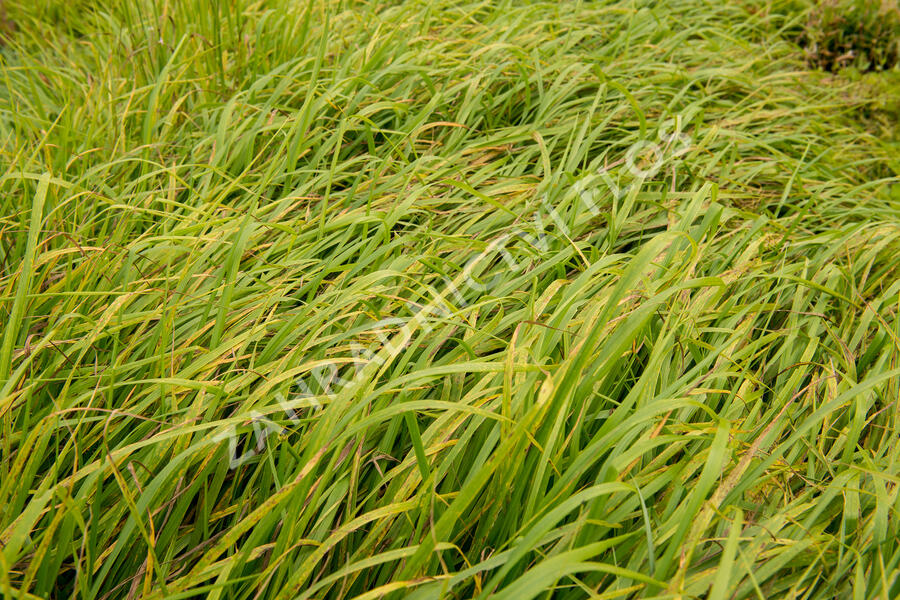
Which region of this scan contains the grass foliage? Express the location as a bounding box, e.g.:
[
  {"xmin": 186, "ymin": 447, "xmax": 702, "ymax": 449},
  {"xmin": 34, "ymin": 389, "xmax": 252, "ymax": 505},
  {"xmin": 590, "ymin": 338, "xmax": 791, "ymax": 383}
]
[{"xmin": 1, "ymin": 0, "xmax": 899, "ymax": 598}]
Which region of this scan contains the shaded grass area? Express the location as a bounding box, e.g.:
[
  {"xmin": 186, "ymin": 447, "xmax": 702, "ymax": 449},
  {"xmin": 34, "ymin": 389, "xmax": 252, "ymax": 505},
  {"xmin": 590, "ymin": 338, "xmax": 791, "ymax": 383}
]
[
  {"xmin": 1, "ymin": 0, "xmax": 899, "ymax": 598},
  {"xmin": 779, "ymin": 0, "xmax": 900, "ymax": 73}
]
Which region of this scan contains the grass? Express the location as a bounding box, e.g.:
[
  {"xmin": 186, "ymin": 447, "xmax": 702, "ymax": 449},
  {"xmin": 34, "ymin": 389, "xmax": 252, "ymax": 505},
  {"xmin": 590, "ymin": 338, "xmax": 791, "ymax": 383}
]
[{"xmin": 0, "ymin": 0, "xmax": 898, "ymax": 598}]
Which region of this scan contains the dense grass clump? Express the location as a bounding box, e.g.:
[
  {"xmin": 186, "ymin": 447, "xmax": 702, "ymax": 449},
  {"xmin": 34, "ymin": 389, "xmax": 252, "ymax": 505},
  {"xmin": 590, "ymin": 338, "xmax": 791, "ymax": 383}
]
[{"xmin": 1, "ymin": 0, "xmax": 899, "ymax": 598}]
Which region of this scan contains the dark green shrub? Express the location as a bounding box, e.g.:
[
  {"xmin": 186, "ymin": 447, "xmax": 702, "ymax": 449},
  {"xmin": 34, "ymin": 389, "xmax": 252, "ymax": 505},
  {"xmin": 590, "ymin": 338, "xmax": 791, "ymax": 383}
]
[{"xmin": 796, "ymin": 0, "xmax": 899, "ymax": 72}]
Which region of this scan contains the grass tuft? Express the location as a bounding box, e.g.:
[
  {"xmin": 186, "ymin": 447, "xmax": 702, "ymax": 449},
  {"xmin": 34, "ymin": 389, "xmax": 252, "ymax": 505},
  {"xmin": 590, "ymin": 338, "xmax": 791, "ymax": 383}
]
[{"xmin": 1, "ymin": 0, "xmax": 898, "ymax": 598}]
